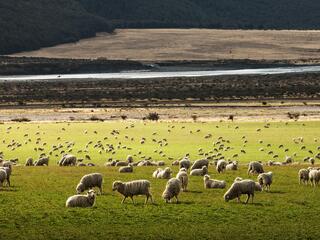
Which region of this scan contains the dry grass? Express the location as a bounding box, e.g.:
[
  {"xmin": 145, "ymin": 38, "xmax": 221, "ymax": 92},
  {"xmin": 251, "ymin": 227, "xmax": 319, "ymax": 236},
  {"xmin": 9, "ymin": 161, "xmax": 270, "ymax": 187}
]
[{"xmin": 11, "ymin": 29, "xmax": 320, "ymax": 60}]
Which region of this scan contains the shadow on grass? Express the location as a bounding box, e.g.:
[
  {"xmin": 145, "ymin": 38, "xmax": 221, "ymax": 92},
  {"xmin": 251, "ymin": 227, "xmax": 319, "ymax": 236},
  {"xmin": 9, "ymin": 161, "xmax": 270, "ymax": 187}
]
[
  {"xmin": 186, "ymin": 190, "xmax": 203, "ymax": 194},
  {"xmin": 0, "ymin": 188, "xmax": 18, "ymax": 192}
]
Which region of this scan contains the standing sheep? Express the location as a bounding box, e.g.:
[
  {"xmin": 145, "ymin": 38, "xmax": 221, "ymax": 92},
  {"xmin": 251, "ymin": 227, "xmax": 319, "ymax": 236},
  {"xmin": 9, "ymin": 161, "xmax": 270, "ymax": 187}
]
[
  {"xmin": 0, "ymin": 166, "xmax": 11, "ymax": 187},
  {"xmin": 247, "ymin": 161, "xmax": 264, "ymax": 175},
  {"xmin": 0, "ymin": 169, "xmax": 7, "ymax": 189},
  {"xmin": 179, "ymin": 158, "xmax": 191, "ymax": 170},
  {"xmin": 309, "ymin": 169, "xmax": 320, "ymax": 187},
  {"xmin": 203, "ymin": 175, "xmax": 226, "ymax": 189},
  {"xmin": 112, "ymin": 180, "xmax": 153, "ymax": 204},
  {"xmin": 176, "ymin": 168, "xmax": 188, "ymax": 191},
  {"xmin": 216, "ymin": 160, "xmax": 228, "ymax": 173},
  {"xmin": 59, "ymin": 154, "xmax": 77, "ymax": 166},
  {"xmin": 298, "ymin": 169, "xmax": 309, "ymax": 185},
  {"xmin": 190, "ymin": 159, "xmax": 209, "ymax": 170},
  {"xmin": 257, "ymin": 172, "xmax": 273, "ymax": 191},
  {"xmin": 34, "ymin": 157, "xmax": 49, "ymax": 166},
  {"xmin": 66, "ymin": 190, "xmax": 96, "ymax": 208},
  {"xmin": 25, "ymin": 158, "xmax": 33, "ymax": 166},
  {"xmin": 162, "ymin": 178, "xmax": 181, "ymax": 203},
  {"xmin": 190, "ymin": 166, "xmax": 208, "ymax": 176},
  {"xmin": 76, "ymin": 173, "xmax": 103, "ymax": 194},
  {"xmin": 224, "ymin": 179, "xmax": 256, "ymax": 204}
]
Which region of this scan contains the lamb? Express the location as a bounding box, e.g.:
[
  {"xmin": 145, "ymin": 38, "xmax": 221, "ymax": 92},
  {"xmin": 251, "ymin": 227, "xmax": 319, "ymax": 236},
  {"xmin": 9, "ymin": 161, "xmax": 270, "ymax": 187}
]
[
  {"xmin": 309, "ymin": 169, "xmax": 320, "ymax": 187},
  {"xmin": 179, "ymin": 158, "xmax": 191, "ymax": 170},
  {"xmin": 247, "ymin": 161, "xmax": 264, "ymax": 174},
  {"xmin": 226, "ymin": 161, "xmax": 238, "ymax": 171},
  {"xmin": 190, "ymin": 166, "xmax": 208, "ymax": 176},
  {"xmin": 216, "ymin": 160, "xmax": 228, "ymax": 173},
  {"xmin": 119, "ymin": 164, "xmax": 133, "ymax": 173},
  {"xmin": 34, "ymin": 157, "xmax": 49, "ymax": 166},
  {"xmin": 0, "ymin": 169, "xmax": 7, "ymax": 189},
  {"xmin": 162, "ymin": 178, "xmax": 181, "ymax": 203},
  {"xmin": 298, "ymin": 169, "xmax": 309, "ymax": 185},
  {"xmin": 176, "ymin": 168, "xmax": 188, "ymax": 191},
  {"xmin": 153, "ymin": 167, "xmax": 172, "ymax": 179},
  {"xmin": 59, "ymin": 154, "xmax": 77, "ymax": 166},
  {"xmin": 112, "ymin": 180, "xmax": 153, "ymax": 204},
  {"xmin": 76, "ymin": 173, "xmax": 103, "ymax": 194},
  {"xmin": 0, "ymin": 166, "xmax": 11, "ymax": 187},
  {"xmin": 190, "ymin": 159, "xmax": 209, "ymax": 170},
  {"xmin": 203, "ymin": 175, "xmax": 226, "ymax": 189},
  {"xmin": 66, "ymin": 190, "xmax": 96, "ymax": 208},
  {"xmin": 224, "ymin": 179, "xmax": 256, "ymax": 204},
  {"xmin": 25, "ymin": 158, "xmax": 33, "ymax": 166},
  {"xmin": 257, "ymin": 172, "xmax": 273, "ymax": 191}
]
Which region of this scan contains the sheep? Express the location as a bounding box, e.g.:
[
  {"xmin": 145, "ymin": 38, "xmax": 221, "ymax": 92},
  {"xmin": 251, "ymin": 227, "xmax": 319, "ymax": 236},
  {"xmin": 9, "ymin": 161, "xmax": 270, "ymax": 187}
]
[
  {"xmin": 216, "ymin": 160, "xmax": 228, "ymax": 173},
  {"xmin": 77, "ymin": 163, "xmax": 86, "ymax": 167},
  {"xmin": 162, "ymin": 178, "xmax": 181, "ymax": 203},
  {"xmin": 76, "ymin": 173, "xmax": 103, "ymax": 194},
  {"xmin": 66, "ymin": 190, "xmax": 96, "ymax": 208},
  {"xmin": 153, "ymin": 167, "xmax": 172, "ymax": 179},
  {"xmin": 0, "ymin": 166, "xmax": 11, "ymax": 187},
  {"xmin": 176, "ymin": 168, "xmax": 188, "ymax": 191},
  {"xmin": 112, "ymin": 180, "xmax": 153, "ymax": 204},
  {"xmin": 284, "ymin": 156, "xmax": 293, "ymax": 164},
  {"xmin": 59, "ymin": 154, "xmax": 77, "ymax": 166},
  {"xmin": 247, "ymin": 161, "xmax": 264, "ymax": 175},
  {"xmin": 309, "ymin": 169, "xmax": 320, "ymax": 187},
  {"xmin": 226, "ymin": 161, "xmax": 238, "ymax": 171},
  {"xmin": 115, "ymin": 161, "xmax": 129, "ymax": 167},
  {"xmin": 179, "ymin": 158, "xmax": 191, "ymax": 170},
  {"xmin": 190, "ymin": 166, "xmax": 208, "ymax": 176},
  {"xmin": 224, "ymin": 179, "xmax": 256, "ymax": 204},
  {"xmin": 190, "ymin": 159, "xmax": 209, "ymax": 170},
  {"xmin": 25, "ymin": 158, "xmax": 33, "ymax": 166},
  {"xmin": 119, "ymin": 164, "xmax": 133, "ymax": 173},
  {"xmin": 257, "ymin": 172, "xmax": 273, "ymax": 191},
  {"xmin": 34, "ymin": 157, "xmax": 49, "ymax": 166},
  {"xmin": 298, "ymin": 169, "xmax": 309, "ymax": 185},
  {"xmin": 0, "ymin": 169, "xmax": 7, "ymax": 188},
  {"xmin": 203, "ymin": 175, "xmax": 226, "ymax": 189},
  {"xmin": 126, "ymin": 155, "xmax": 134, "ymax": 163}
]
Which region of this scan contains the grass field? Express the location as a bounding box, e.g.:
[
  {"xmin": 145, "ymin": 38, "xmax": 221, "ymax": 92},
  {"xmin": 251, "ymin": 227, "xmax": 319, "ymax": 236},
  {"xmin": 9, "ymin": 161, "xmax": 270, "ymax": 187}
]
[
  {"xmin": 11, "ymin": 29, "xmax": 320, "ymax": 61},
  {"xmin": 1, "ymin": 121, "xmax": 320, "ymax": 240}
]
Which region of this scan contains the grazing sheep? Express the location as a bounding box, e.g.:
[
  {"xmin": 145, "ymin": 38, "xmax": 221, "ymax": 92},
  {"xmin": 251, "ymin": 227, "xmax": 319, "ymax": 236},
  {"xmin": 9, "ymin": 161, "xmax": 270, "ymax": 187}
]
[
  {"xmin": 162, "ymin": 178, "xmax": 181, "ymax": 203},
  {"xmin": 153, "ymin": 167, "xmax": 172, "ymax": 179},
  {"xmin": 66, "ymin": 190, "xmax": 96, "ymax": 208},
  {"xmin": 171, "ymin": 160, "xmax": 179, "ymax": 166},
  {"xmin": 298, "ymin": 169, "xmax": 309, "ymax": 185},
  {"xmin": 0, "ymin": 169, "xmax": 7, "ymax": 189},
  {"xmin": 257, "ymin": 172, "xmax": 273, "ymax": 191},
  {"xmin": 25, "ymin": 158, "xmax": 33, "ymax": 166},
  {"xmin": 76, "ymin": 173, "xmax": 103, "ymax": 194},
  {"xmin": 126, "ymin": 155, "xmax": 134, "ymax": 163},
  {"xmin": 203, "ymin": 175, "xmax": 226, "ymax": 189},
  {"xmin": 176, "ymin": 168, "xmax": 188, "ymax": 191},
  {"xmin": 216, "ymin": 160, "xmax": 228, "ymax": 173},
  {"xmin": 119, "ymin": 164, "xmax": 133, "ymax": 173},
  {"xmin": 115, "ymin": 161, "xmax": 129, "ymax": 167},
  {"xmin": 226, "ymin": 161, "xmax": 238, "ymax": 171},
  {"xmin": 284, "ymin": 156, "xmax": 293, "ymax": 164},
  {"xmin": 0, "ymin": 166, "xmax": 11, "ymax": 187},
  {"xmin": 34, "ymin": 157, "xmax": 49, "ymax": 166},
  {"xmin": 190, "ymin": 159, "xmax": 209, "ymax": 170},
  {"xmin": 190, "ymin": 166, "xmax": 208, "ymax": 176},
  {"xmin": 179, "ymin": 158, "xmax": 191, "ymax": 170},
  {"xmin": 112, "ymin": 180, "xmax": 153, "ymax": 204},
  {"xmin": 224, "ymin": 179, "xmax": 256, "ymax": 204},
  {"xmin": 247, "ymin": 161, "xmax": 264, "ymax": 175},
  {"xmin": 309, "ymin": 169, "xmax": 320, "ymax": 187},
  {"xmin": 59, "ymin": 154, "xmax": 77, "ymax": 166}
]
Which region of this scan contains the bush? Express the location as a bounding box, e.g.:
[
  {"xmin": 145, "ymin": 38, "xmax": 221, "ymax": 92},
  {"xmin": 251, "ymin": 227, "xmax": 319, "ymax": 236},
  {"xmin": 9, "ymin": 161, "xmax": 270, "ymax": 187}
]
[
  {"xmin": 146, "ymin": 112, "xmax": 160, "ymax": 121},
  {"xmin": 121, "ymin": 115, "xmax": 128, "ymax": 120},
  {"xmin": 228, "ymin": 115, "xmax": 234, "ymax": 121},
  {"xmin": 11, "ymin": 117, "xmax": 31, "ymax": 122},
  {"xmin": 287, "ymin": 112, "xmax": 300, "ymax": 120},
  {"xmin": 191, "ymin": 115, "xmax": 198, "ymax": 122},
  {"xmin": 88, "ymin": 116, "xmax": 104, "ymax": 121}
]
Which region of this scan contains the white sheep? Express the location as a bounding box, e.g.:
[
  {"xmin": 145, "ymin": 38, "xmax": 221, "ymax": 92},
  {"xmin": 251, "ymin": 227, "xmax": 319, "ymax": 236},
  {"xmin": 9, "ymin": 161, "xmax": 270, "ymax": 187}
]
[
  {"xmin": 247, "ymin": 161, "xmax": 264, "ymax": 174},
  {"xmin": 179, "ymin": 158, "xmax": 191, "ymax": 170},
  {"xmin": 66, "ymin": 190, "xmax": 96, "ymax": 208},
  {"xmin": 34, "ymin": 157, "xmax": 49, "ymax": 166},
  {"xmin": 0, "ymin": 169, "xmax": 7, "ymax": 189},
  {"xmin": 126, "ymin": 155, "xmax": 134, "ymax": 163},
  {"xmin": 112, "ymin": 180, "xmax": 153, "ymax": 204},
  {"xmin": 226, "ymin": 161, "xmax": 238, "ymax": 171},
  {"xmin": 0, "ymin": 166, "xmax": 11, "ymax": 187},
  {"xmin": 119, "ymin": 164, "xmax": 133, "ymax": 173},
  {"xmin": 190, "ymin": 166, "xmax": 208, "ymax": 176},
  {"xmin": 298, "ymin": 169, "xmax": 309, "ymax": 185},
  {"xmin": 162, "ymin": 178, "xmax": 181, "ymax": 203},
  {"xmin": 115, "ymin": 161, "xmax": 129, "ymax": 167},
  {"xmin": 203, "ymin": 175, "xmax": 226, "ymax": 189},
  {"xmin": 76, "ymin": 173, "xmax": 103, "ymax": 194},
  {"xmin": 59, "ymin": 154, "xmax": 77, "ymax": 166},
  {"xmin": 176, "ymin": 168, "xmax": 188, "ymax": 191},
  {"xmin": 25, "ymin": 158, "xmax": 33, "ymax": 166},
  {"xmin": 309, "ymin": 169, "xmax": 320, "ymax": 187},
  {"xmin": 257, "ymin": 172, "xmax": 273, "ymax": 191},
  {"xmin": 216, "ymin": 160, "xmax": 228, "ymax": 173},
  {"xmin": 153, "ymin": 167, "xmax": 172, "ymax": 179},
  {"xmin": 190, "ymin": 159, "xmax": 209, "ymax": 170},
  {"xmin": 224, "ymin": 179, "xmax": 256, "ymax": 204}
]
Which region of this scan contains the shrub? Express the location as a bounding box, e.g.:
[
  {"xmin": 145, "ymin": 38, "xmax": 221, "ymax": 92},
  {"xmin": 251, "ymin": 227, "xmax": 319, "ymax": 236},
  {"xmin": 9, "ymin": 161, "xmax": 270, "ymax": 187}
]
[
  {"xmin": 88, "ymin": 116, "xmax": 104, "ymax": 121},
  {"xmin": 11, "ymin": 117, "xmax": 31, "ymax": 122},
  {"xmin": 287, "ymin": 112, "xmax": 300, "ymax": 120},
  {"xmin": 146, "ymin": 112, "xmax": 160, "ymax": 121},
  {"xmin": 121, "ymin": 115, "xmax": 127, "ymax": 120},
  {"xmin": 191, "ymin": 115, "xmax": 198, "ymax": 122}
]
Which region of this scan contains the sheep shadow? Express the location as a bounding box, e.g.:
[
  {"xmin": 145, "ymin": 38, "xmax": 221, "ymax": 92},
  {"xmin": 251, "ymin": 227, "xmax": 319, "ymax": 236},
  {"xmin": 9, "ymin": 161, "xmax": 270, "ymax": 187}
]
[
  {"xmin": 185, "ymin": 190, "xmax": 203, "ymax": 194},
  {"xmin": 0, "ymin": 188, "xmax": 18, "ymax": 192},
  {"xmin": 265, "ymin": 190, "xmax": 286, "ymax": 194}
]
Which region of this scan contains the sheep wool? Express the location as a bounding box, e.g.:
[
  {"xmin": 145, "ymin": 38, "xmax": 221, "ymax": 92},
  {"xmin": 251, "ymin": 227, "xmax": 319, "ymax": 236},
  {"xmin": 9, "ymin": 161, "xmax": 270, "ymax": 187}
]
[
  {"xmin": 162, "ymin": 178, "xmax": 181, "ymax": 203},
  {"xmin": 224, "ymin": 179, "xmax": 256, "ymax": 204},
  {"xmin": 176, "ymin": 168, "xmax": 188, "ymax": 191},
  {"xmin": 257, "ymin": 172, "xmax": 273, "ymax": 191},
  {"xmin": 66, "ymin": 190, "xmax": 96, "ymax": 208},
  {"xmin": 298, "ymin": 169, "xmax": 309, "ymax": 185},
  {"xmin": 191, "ymin": 159, "xmax": 209, "ymax": 170},
  {"xmin": 190, "ymin": 166, "xmax": 208, "ymax": 176},
  {"xmin": 247, "ymin": 161, "xmax": 264, "ymax": 174},
  {"xmin": 76, "ymin": 173, "xmax": 103, "ymax": 194},
  {"xmin": 216, "ymin": 160, "xmax": 228, "ymax": 173},
  {"xmin": 203, "ymin": 175, "xmax": 226, "ymax": 189}
]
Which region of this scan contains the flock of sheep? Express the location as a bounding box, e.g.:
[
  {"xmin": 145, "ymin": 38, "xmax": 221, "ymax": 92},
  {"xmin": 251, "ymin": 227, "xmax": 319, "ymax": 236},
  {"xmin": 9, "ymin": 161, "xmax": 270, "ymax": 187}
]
[{"xmin": 0, "ymin": 122, "xmax": 319, "ymax": 207}]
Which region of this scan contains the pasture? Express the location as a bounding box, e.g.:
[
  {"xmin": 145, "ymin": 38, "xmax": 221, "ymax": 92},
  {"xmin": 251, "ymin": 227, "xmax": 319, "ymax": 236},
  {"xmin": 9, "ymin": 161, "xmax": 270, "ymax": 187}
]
[{"xmin": 0, "ymin": 120, "xmax": 320, "ymax": 240}]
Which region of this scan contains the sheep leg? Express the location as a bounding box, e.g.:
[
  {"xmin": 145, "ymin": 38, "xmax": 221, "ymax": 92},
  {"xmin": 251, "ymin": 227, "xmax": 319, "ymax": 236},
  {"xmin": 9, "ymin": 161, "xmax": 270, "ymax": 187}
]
[
  {"xmin": 175, "ymin": 196, "xmax": 179, "ymax": 204},
  {"xmin": 7, "ymin": 177, "xmax": 10, "ymax": 187},
  {"xmin": 121, "ymin": 196, "xmax": 127, "ymax": 204},
  {"xmin": 99, "ymin": 187, "xmax": 103, "ymax": 195},
  {"xmin": 130, "ymin": 196, "xmax": 135, "ymax": 205},
  {"xmin": 245, "ymin": 194, "xmax": 250, "ymax": 204}
]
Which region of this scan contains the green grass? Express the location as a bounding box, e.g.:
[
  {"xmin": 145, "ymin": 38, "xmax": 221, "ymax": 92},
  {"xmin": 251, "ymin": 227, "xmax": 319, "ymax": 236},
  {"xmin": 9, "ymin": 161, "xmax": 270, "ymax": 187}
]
[{"xmin": 0, "ymin": 121, "xmax": 320, "ymax": 240}]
